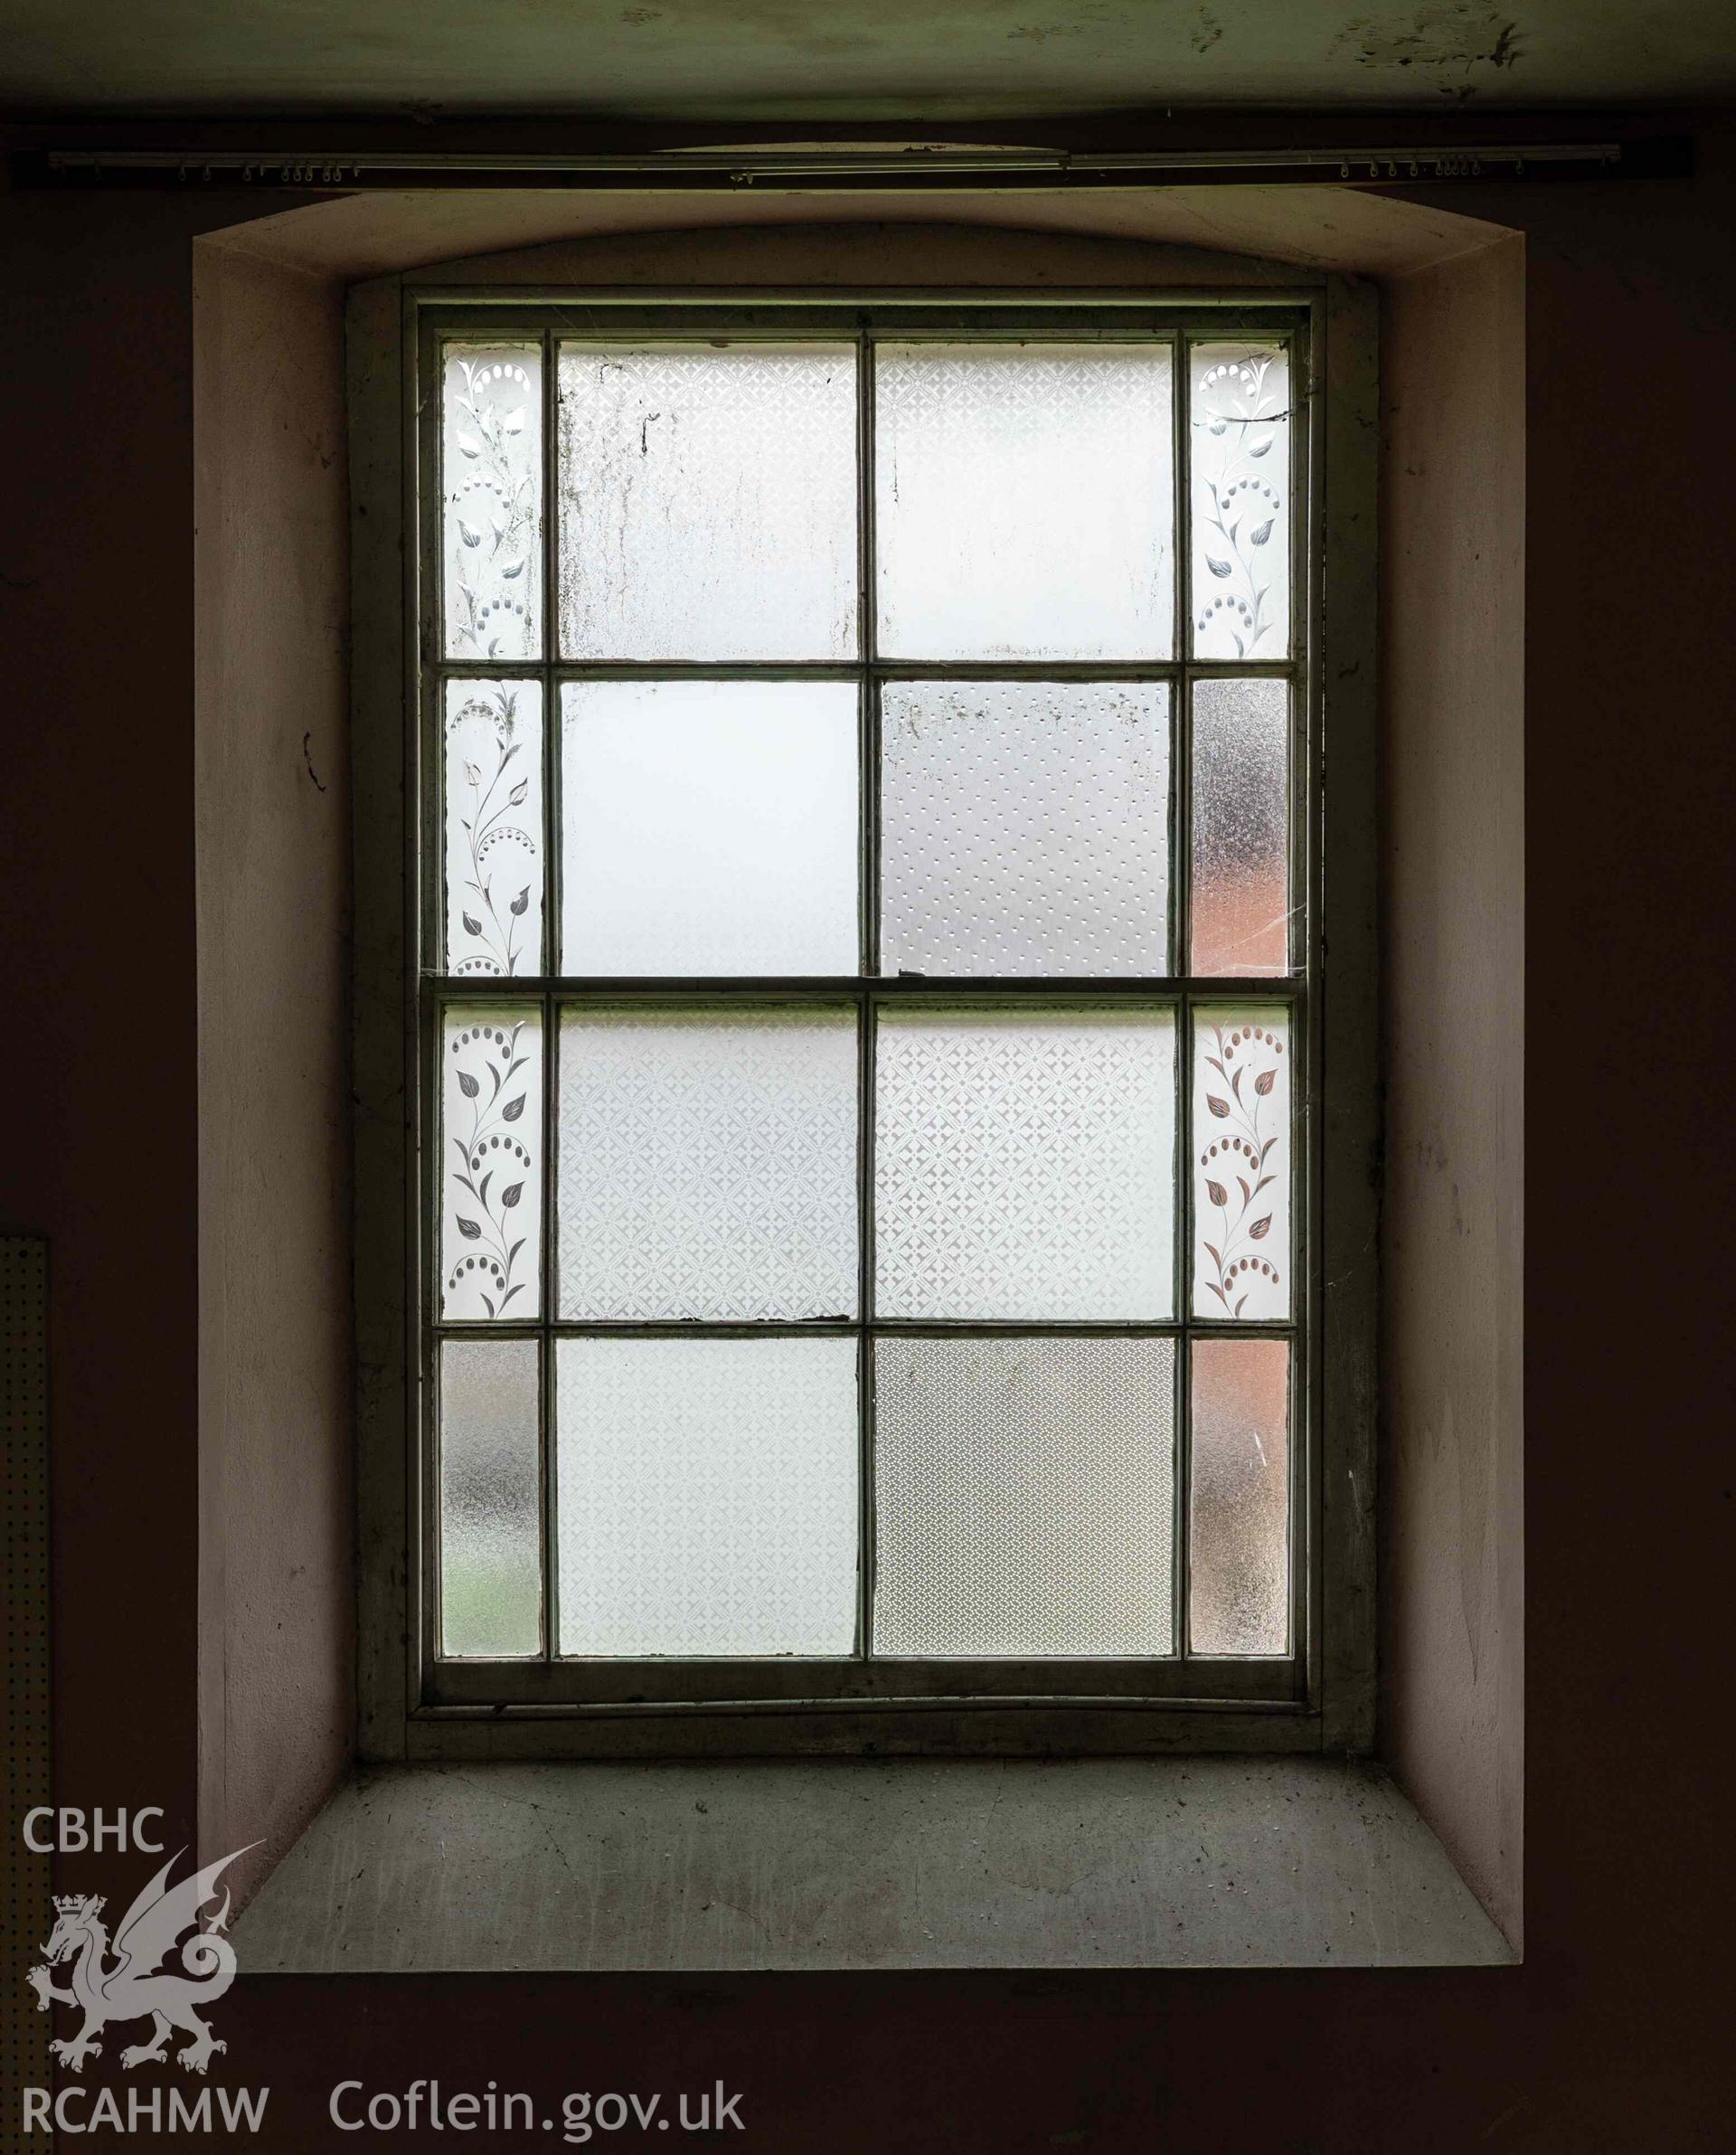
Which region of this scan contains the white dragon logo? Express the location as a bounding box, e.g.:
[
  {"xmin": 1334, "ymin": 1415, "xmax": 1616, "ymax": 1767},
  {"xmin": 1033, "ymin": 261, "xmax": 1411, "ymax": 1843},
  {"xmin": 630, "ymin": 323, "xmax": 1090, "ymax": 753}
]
[{"xmin": 25, "ymin": 1845, "xmax": 255, "ymax": 2076}]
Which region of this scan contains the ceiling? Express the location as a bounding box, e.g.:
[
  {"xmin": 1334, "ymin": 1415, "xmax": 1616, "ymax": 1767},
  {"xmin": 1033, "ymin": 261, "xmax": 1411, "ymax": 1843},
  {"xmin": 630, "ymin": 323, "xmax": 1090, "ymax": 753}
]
[{"xmin": 0, "ymin": 0, "xmax": 1731, "ymax": 120}]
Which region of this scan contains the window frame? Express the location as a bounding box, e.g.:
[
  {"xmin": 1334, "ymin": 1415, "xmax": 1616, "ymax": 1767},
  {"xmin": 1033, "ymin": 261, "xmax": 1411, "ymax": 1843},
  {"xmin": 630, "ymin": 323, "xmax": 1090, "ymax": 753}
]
[{"xmin": 350, "ymin": 274, "xmax": 1378, "ymax": 1761}]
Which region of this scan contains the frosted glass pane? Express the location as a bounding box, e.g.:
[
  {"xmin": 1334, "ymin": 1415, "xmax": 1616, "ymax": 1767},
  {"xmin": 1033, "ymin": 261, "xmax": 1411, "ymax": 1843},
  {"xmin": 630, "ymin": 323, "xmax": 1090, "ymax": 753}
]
[
  {"xmin": 875, "ymin": 1008, "xmax": 1175, "ymax": 1320},
  {"xmin": 1192, "ymin": 1006, "xmax": 1290, "ymax": 1320},
  {"xmin": 439, "ymin": 1337, "xmax": 541, "ymax": 1657},
  {"xmin": 1190, "ymin": 1337, "xmax": 1290, "ymax": 1656},
  {"xmin": 873, "ymin": 1335, "xmax": 1175, "ymax": 1658},
  {"xmin": 876, "ymin": 344, "xmax": 1174, "ymax": 660},
  {"xmin": 442, "ymin": 344, "xmax": 542, "ymax": 660},
  {"xmin": 880, "ymin": 681, "xmax": 1171, "ymax": 978},
  {"xmin": 558, "ymin": 343, "xmax": 856, "ymax": 660},
  {"xmin": 559, "ymin": 680, "xmax": 858, "ymax": 976},
  {"xmin": 1190, "ymin": 676, "xmax": 1289, "ymax": 976},
  {"xmin": 1190, "ymin": 342, "xmax": 1291, "ymax": 659},
  {"xmin": 443, "ymin": 679, "xmax": 543, "ymax": 978},
  {"xmin": 440, "ymin": 1005, "xmax": 542, "ymax": 1321},
  {"xmin": 557, "ymin": 1007, "xmax": 858, "ymax": 1320},
  {"xmin": 556, "ymin": 1336, "xmax": 857, "ymax": 1656}
]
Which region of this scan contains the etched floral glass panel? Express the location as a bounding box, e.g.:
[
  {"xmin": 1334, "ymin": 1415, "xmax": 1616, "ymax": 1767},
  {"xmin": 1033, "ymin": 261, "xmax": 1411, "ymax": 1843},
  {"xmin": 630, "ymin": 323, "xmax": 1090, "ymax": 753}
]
[
  {"xmin": 439, "ymin": 1337, "xmax": 541, "ymax": 1657},
  {"xmin": 880, "ymin": 681, "xmax": 1171, "ymax": 977},
  {"xmin": 876, "ymin": 344, "xmax": 1174, "ymax": 660},
  {"xmin": 557, "ymin": 1006, "xmax": 859, "ymax": 1321},
  {"xmin": 1189, "ymin": 343, "xmax": 1291, "ymax": 661},
  {"xmin": 558, "ymin": 343, "xmax": 856, "ymax": 660},
  {"xmin": 1191, "ymin": 1006, "xmax": 1290, "ymax": 1320},
  {"xmin": 442, "ymin": 343, "xmax": 542, "ymax": 661},
  {"xmin": 875, "ymin": 1007, "xmax": 1175, "ymax": 1320},
  {"xmin": 560, "ymin": 679, "xmax": 858, "ymax": 976},
  {"xmin": 440, "ymin": 1006, "xmax": 543, "ymax": 1322},
  {"xmin": 1191, "ymin": 676, "xmax": 1289, "ymax": 976},
  {"xmin": 1190, "ymin": 1337, "xmax": 1290, "ymax": 1655},
  {"xmin": 443, "ymin": 679, "xmax": 543, "ymax": 978},
  {"xmin": 873, "ymin": 1335, "xmax": 1175, "ymax": 1658},
  {"xmin": 556, "ymin": 1335, "xmax": 858, "ymax": 1656}
]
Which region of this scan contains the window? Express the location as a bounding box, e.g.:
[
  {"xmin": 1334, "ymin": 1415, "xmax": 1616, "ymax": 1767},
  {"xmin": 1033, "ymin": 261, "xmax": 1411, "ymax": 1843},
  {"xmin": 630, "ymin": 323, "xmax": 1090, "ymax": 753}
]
[{"xmin": 361, "ymin": 289, "xmax": 1374, "ymax": 1744}]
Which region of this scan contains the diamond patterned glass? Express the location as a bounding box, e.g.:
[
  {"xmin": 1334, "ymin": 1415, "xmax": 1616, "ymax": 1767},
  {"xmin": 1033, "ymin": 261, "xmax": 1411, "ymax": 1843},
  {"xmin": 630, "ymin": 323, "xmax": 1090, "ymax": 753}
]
[
  {"xmin": 439, "ymin": 1337, "xmax": 541, "ymax": 1657},
  {"xmin": 443, "ymin": 678, "xmax": 543, "ymax": 978},
  {"xmin": 875, "ymin": 343, "xmax": 1174, "ymax": 660},
  {"xmin": 874, "ymin": 1008, "xmax": 1175, "ymax": 1320},
  {"xmin": 1192, "ymin": 1006, "xmax": 1290, "ymax": 1321},
  {"xmin": 1190, "ymin": 341, "xmax": 1291, "ymax": 660},
  {"xmin": 440, "ymin": 1006, "xmax": 542, "ymax": 1322},
  {"xmin": 1191, "ymin": 676, "xmax": 1289, "ymax": 976},
  {"xmin": 1190, "ymin": 1337, "xmax": 1290, "ymax": 1655},
  {"xmin": 873, "ymin": 1335, "xmax": 1175, "ymax": 1658},
  {"xmin": 559, "ymin": 679, "xmax": 858, "ymax": 976},
  {"xmin": 557, "ymin": 1006, "xmax": 859, "ymax": 1321},
  {"xmin": 442, "ymin": 343, "xmax": 542, "ymax": 661},
  {"xmin": 556, "ymin": 1335, "xmax": 858, "ymax": 1656},
  {"xmin": 880, "ymin": 680, "xmax": 1171, "ymax": 977},
  {"xmin": 558, "ymin": 343, "xmax": 856, "ymax": 660}
]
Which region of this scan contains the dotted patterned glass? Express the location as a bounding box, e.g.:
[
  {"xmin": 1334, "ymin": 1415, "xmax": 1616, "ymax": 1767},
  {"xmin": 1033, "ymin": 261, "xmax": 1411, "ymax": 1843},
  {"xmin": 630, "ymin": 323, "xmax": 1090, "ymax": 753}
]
[
  {"xmin": 875, "ymin": 343, "xmax": 1174, "ymax": 660},
  {"xmin": 560, "ymin": 679, "xmax": 858, "ymax": 977},
  {"xmin": 873, "ymin": 1335, "xmax": 1175, "ymax": 1658},
  {"xmin": 1192, "ymin": 1006, "xmax": 1290, "ymax": 1321},
  {"xmin": 440, "ymin": 1006, "xmax": 542, "ymax": 1322},
  {"xmin": 558, "ymin": 343, "xmax": 857, "ymax": 660},
  {"xmin": 556, "ymin": 1335, "xmax": 858, "ymax": 1656},
  {"xmin": 880, "ymin": 680, "xmax": 1171, "ymax": 978},
  {"xmin": 874, "ymin": 1007, "xmax": 1175, "ymax": 1320},
  {"xmin": 1190, "ymin": 342, "xmax": 1291, "ymax": 660},
  {"xmin": 1190, "ymin": 1337, "xmax": 1290, "ymax": 1656},
  {"xmin": 443, "ymin": 679, "xmax": 543, "ymax": 978},
  {"xmin": 439, "ymin": 1337, "xmax": 541, "ymax": 1658},
  {"xmin": 442, "ymin": 343, "xmax": 542, "ymax": 661},
  {"xmin": 1190, "ymin": 676, "xmax": 1290, "ymax": 977},
  {"xmin": 557, "ymin": 1006, "xmax": 859, "ymax": 1321}
]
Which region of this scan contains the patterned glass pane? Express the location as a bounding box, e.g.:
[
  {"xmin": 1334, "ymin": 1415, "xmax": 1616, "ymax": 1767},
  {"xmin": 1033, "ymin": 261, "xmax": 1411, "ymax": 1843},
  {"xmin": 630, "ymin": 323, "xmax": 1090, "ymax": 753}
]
[
  {"xmin": 559, "ymin": 680, "xmax": 858, "ymax": 976},
  {"xmin": 1189, "ymin": 342, "xmax": 1291, "ymax": 660},
  {"xmin": 556, "ymin": 1335, "xmax": 858, "ymax": 1656},
  {"xmin": 557, "ymin": 1007, "xmax": 858, "ymax": 1321},
  {"xmin": 1192, "ymin": 1006, "xmax": 1290, "ymax": 1320},
  {"xmin": 1190, "ymin": 1337, "xmax": 1290, "ymax": 1656},
  {"xmin": 443, "ymin": 679, "xmax": 543, "ymax": 978},
  {"xmin": 440, "ymin": 1006, "xmax": 542, "ymax": 1322},
  {"xmin": 880, "ymin": 680, "xmax": 1171, "ymax": 978},
  {"xmin": 557, "ymin": 343, "xmax": 856, "ymax": 660},
  {"xmin": 876, "ymin": 343, "xmax": 1174, "ymax": 660},
  {"xmin": 873, "ymin": 1335, "xmax": 1175, "ymax": 1658},
  {"xmin": 439, "ymin": 1337, "xmax": 541, "ymax": 1657},
  {"xmin": 442, "ymin": 343, "xmax": 542, "ymax": 661},
  {"xmin": 1190, "ymin": 676, "xmax": 1290, "ymax": 976},
  {"xmin": 875, "ymin": 1008, "xmax": 1175, "ymax": 1320}
]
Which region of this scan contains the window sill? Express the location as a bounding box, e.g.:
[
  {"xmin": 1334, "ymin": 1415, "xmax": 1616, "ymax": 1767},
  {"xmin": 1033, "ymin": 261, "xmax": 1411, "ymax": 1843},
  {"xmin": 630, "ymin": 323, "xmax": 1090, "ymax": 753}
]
[{"xmin": 233, "ymin": 1756, "xmax": 1514, "ymax": 1971}]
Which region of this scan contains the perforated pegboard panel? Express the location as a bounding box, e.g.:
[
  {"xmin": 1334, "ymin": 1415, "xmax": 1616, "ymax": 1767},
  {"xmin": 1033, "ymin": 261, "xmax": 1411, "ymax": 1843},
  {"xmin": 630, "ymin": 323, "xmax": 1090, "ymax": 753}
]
[{"xmin": 2, "ymin": 1237, "xmax": 50, "ymax": 2144}]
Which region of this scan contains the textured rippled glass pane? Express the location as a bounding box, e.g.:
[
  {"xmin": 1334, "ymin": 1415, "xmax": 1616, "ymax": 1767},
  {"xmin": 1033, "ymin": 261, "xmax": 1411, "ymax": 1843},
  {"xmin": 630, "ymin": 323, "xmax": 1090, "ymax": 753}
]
[
  {"xmin": 443, "ymin": 679, "xmax": 543, "ymax": 978},
  {"xmin": 1192, "ymin": 1006, "xmax": 1290, "ymax": 1320},
  {"xmin": 439, "ymin": 1337, "xmax": 541, "ymax": 1657},
  {"xmin": 1191, "ymin": 676, "xmax": 1289, "ymax": 976},
  {"xmin": 873, "ymin": 1335, "xmax": 1175, "ymax": 1658},
  {"xmin": 880, "ymin": 681, "xmax": 1171, "ymax": 978},
  {"xmin": 1190, "ymin": 342, "xmax": 1291, "ymax": 659},
  {"xmin": 1191, "ymin": 1337, "xmax": 1290, "ymax": 1655},
  {"xmin": 876, "ymin": 344, "xmax": 1174, "ymax": 660},
  {"xmin": 875, "ymin": 1008, "xmax": 1175, "ymax": 1320},
  {"xmin": 558, "ymin": 343, "xmax": 856, "ymax": 659},
  {"xmin": 440, "ymin": 1006, "xmax": 542, "ymax": 1321},
  {"xmin": 558, "ymin": 1007, "xmax": 858, "ymax": 1320},
  {"xmin": 442, "ymin": 344, "xmax": 542, "ymax": 660},
  {"xmin": 556, "ymin": 1335, "xmax": 857, "ymax": 1656},
  {"xmin": 560, "ymin": 680, "xmax": 858, "ymax": 976}
]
